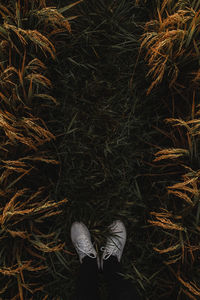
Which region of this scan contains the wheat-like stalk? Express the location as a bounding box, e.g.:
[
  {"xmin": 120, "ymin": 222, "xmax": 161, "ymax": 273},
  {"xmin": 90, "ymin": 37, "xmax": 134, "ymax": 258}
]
[
  {"xmin": 141, "ymin": 1, "xmax": 200, "ymax": 94},
  {"xmin": 0, "ymin": 0, "xmax": 81, "ymax": 298}
]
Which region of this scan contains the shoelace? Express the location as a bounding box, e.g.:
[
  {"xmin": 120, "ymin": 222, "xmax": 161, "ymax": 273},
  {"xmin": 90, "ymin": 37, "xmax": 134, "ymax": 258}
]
[
  {"xmin": 75, "ymin": 238, "xmax": 96, "ymax": 259},
  {"xmin": 101, "ymin": 238, "xmax": 122, "ymax": 260}
]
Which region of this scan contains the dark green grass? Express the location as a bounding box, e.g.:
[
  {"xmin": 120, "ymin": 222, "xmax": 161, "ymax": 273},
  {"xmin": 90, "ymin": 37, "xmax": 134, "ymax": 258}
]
[{"xmin": 33, "ymin": 1, "xmax": 178, "ymax": 299}]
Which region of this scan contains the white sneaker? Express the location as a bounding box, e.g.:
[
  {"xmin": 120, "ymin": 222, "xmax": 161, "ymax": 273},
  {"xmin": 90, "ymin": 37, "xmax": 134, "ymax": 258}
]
[
  {"xmin": 71, "ymin": 222, "xmax": 100, "ymax": 267},
  {"xmin": 101, "ymin": 220, "xmax": 127, "ymax": 269}
]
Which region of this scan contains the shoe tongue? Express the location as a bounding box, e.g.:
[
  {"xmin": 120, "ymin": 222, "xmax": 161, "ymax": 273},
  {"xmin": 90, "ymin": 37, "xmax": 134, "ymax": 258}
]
[
  {"xmin": 103, "ymin": 239, "xmax": 121, "ymax": 260},
  {"xmin": 77, "ymin": 238, "xmax": 96, "ymax": 258}
]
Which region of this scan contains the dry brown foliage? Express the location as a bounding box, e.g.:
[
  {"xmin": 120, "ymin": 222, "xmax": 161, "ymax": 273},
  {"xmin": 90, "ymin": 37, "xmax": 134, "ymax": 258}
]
[
  {"xmin": 0, "ymin": 0, "xmax": 81, "ymax": 298},
  {"xmin": 149, "ymin": 101, "xmax": 200, "ymax": 297},
  {"xmin": 140, "ymin": 1, "xmax": 200, "ymax": 94}
]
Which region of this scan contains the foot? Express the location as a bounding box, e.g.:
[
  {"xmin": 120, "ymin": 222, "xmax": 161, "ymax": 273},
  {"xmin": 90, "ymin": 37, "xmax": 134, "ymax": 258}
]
[
  {"xmin": 101, "ymin": 220, "xmax": 127, "ymax": 269},
  {"xmin": 71, "ymin": 222, "xmax": 99, "ymax": 266}
]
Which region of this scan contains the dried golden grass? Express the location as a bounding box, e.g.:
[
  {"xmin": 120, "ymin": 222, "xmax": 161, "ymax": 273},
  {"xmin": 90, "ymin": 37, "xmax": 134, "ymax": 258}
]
[
  {"xmin": 177, "ymin": 274, "xmax": 200, "ymax": 297},
  {"xmin": 141, "ymin": 2, "xmax": 200, "ymax": 94},
  {"xmin": 1, "ymin": 183, "xmax": 66, "ymax": 224},
  {"xmin": 0, "ymin": 0, "xmax": 79, "ymax": 298},
  {"xmin": 154, "ymin": 113, "xmax": 200, "ymax": 205},
  {"xmin": 150, "ymin": 102, "xmax": 200, "ymax": 297},
  {"xmin": 0, "ymin": 57, "xmax": 58, "ymax": 107},
  {"xmin": 0, "ymin": 187, "xmax": 68, "ymax": 296},
  {"xmin": 3, "ymin": 23, "xmax": 56, "ymax": 58},
  {"xmin": 0, "ymin": 109, "xmax": 55, "ymax": 150},
  {"xmin": 149, "ymin": 211, "xmax": 184, "ymax": 231},
  {"xmin": 154, "ymin": 148, "xmax": 189, "ymax": 161},
  {"xmin": 154, "ymin": 243, "xmax": 180, "ymax": 254},
  {"xmin": 0, "ymin": 261, "xmax": 46, "ymax": 276},
  {"xmin": 34, "ymin": 7, "xmax": 72, "ymax": 33}
]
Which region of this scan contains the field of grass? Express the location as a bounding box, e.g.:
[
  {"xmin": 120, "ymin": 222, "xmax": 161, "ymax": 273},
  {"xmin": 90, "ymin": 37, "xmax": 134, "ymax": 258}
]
[{"xmin": 0, "ymin": 0, "xmax": 200, "ymax": 299}]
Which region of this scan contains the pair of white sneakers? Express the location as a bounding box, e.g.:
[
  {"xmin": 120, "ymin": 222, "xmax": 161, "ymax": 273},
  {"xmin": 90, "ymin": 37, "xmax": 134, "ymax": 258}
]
[{"xmin": 71, "ymin": 220, "xmax": 127, "ymax": 269}]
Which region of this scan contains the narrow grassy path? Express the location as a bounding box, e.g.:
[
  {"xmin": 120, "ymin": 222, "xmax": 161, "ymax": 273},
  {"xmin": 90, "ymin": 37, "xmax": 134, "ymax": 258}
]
[{"xmin": 41, "ymin": 1, "xmax": 173, "ymax": 299}]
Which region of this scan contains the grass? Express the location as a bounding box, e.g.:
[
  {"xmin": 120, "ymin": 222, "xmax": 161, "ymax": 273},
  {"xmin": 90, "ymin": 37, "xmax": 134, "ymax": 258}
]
[
  {"xmin": 0, "ymin": 0, "xmax": 73, "ymax": 298},
  {"xmin": 140, "ymin": 0, "xmax": 200, "ymax": 96},
  {"xmin": 1, "ymin": 0, "xmax": 200, "ymax": 299},
  {"xmin": 43, "ymin": 1, "xmax": 175, "ymax": 299}
]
